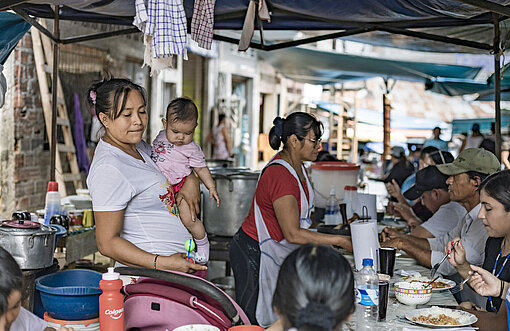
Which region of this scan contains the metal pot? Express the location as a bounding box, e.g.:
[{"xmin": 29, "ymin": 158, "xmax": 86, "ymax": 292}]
[
  {"xmin": 201, "ymin": 168, "xmax": 260, "ymax": 237},
  {"xmin": 0, "ymin": 220, "xmax": 56, "ymax": 269},
  {"xmin": 206, "ymin": 159, "xmax": 234, "ymax": 169}
]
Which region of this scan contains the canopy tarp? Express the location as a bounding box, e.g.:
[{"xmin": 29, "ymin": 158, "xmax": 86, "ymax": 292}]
[
  {"xmin": 314, "ymin": 100, "xmax": 448, "ymax": 130},
  {"xmin": 426, "ymin": 63, "xmax": 510, "ymax": 100},
  {"xmin": 0, "ymin": 12, "xmax": 30, "ymax": 64},
  {"xmin": 259, "ymin": 47, "xmax": 482, "ymax": 85},
  {"xmin": 4, "ymin": 0, "xmax": 510, "ymax": 53}
]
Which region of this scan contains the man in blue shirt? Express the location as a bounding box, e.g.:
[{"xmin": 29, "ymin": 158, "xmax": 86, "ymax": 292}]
[{"xmin": 423, "ymin": 127, "xmax": 449, "ymax": 151}]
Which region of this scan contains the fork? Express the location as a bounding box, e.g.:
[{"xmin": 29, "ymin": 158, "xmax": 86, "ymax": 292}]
[
  {"xmin": 450, "ymin": 273, "xmax": 474, "ymax": 294},
  {"xmin": 430, "ymin": 251, "xmax": 450, "ymax": 278}
]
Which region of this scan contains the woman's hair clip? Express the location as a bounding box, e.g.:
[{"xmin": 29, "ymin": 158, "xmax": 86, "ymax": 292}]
[{"xmin": 90, "ymin": 90, "xmax": 97, "ymax": 105}]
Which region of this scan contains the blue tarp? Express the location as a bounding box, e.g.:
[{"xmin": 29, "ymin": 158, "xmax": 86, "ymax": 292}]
[
  {"xmin": 426, "ymin": 63, "xmax": 510, "ymax": 100},
  {"xmin": 314, "ymin": 100, "xmax": 447, "ymax": 130},
  {"xmin": 259, "ymin": 46, "xmax": 481, "ymax": 85},
  {"xmin": 0, "ymin": 12, "xmax": 30, "ymax": 64},
  {"xmin": 10, "ymin": 0, "xmax": 510, "ymax": 53}
]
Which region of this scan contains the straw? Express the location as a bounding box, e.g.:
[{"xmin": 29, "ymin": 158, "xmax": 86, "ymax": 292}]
[{"xmin": 372, "ymin": 227, "xmax": 381, "ymax": 248}]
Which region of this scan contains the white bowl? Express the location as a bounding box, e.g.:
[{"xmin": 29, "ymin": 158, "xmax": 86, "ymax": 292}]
[{"xmin": 394, "ymin": 281, "xmax": 432, "ymax": 305}]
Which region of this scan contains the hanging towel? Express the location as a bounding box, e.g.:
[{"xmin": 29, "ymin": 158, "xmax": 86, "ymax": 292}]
[
  {"xmin": 239, "ymin": 0, "xmax": 271, "ymax": 51},
  {"xmin": 133, "ymin": 0, "xmax": 188, "ymax": 75},
  {"xmin": 191, "ymin": 0, "xmax": 216, "ymax": 50},
  {"xmin": 73, "ymin": 93, "xmax": 90, "ymax": 175}
]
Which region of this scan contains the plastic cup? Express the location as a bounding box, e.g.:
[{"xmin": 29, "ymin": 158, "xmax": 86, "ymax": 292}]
[
  {"xmin": 378, "ymin": 280, "xmax": 390, "ymax": 321},
  {"xmin": 379, "ymin": 247, "xmax": 396, "ymax": 276}
]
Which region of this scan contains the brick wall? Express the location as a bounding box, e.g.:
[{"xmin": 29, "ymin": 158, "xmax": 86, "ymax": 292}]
[{"xmin": 8, "ymin": 33, "xmax": 50, "ymax": 215}]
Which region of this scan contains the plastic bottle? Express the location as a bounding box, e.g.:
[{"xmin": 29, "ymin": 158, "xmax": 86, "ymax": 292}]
[
  {"xmin": 343, "ymin": 185, "xmax": 358, "ymax": 219},
  {"xmin": 324, "ymin": 186, "xmax": 338, "ymax": 225},
  {"xmin": 43, "ymin": 181, "xmax": 61, "ymax": 225},
  {"xmin": 99, "ymin": 267, "xmax": 124, "ymax": 330},
  {"xmin": 355, "ymin": 258, "xmax": 379, "ymax": 330}
]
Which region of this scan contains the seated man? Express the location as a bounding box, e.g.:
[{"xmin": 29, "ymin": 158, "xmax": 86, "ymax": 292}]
[
  {"xmin": 395, "ymin": 165, "xmax": 466, "ymax": 239},
  {"xmin": 382, "ymin": 148, "xmax": 500, "ymax": 303}
]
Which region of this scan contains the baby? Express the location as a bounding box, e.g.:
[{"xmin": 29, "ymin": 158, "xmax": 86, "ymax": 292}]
[{"xmin": 151, "ymin": 97, "xmax": 219, "ymax": 264}]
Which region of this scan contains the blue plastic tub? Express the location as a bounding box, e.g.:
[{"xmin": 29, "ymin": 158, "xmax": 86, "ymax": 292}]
[{"xmin": 35, "ymin": 269, "xmax": 102, "ymax": 321}]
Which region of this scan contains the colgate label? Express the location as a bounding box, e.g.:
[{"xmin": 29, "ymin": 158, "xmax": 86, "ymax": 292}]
[{"xmin": 104, "ymin": 308, "xmax": 124, "ymax": 320}]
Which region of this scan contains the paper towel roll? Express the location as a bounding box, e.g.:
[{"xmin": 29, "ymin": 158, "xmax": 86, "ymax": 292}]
[
  {"xmin": 350, "ymin": 219, "xmax": 379, "ymax": 271},
  {"xmin": 356, "ymin": 193, "xmax": 377, "ymax": 220}
]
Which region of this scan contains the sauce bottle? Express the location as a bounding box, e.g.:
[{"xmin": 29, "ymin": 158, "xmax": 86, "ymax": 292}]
[{"xmin": 99, "ymin": 267, "xmax": 124, "ymax": 330}]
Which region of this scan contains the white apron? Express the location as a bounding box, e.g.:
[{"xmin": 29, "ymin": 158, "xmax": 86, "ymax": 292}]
[{"xmin": 254, "ymin": 158, "xmax": 314, "ymax": 327}]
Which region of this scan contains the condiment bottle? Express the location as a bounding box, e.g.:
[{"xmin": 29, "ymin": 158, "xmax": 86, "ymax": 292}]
[
  {"xmin": 44, "ymin": 181, "xmax": 61, "ymax": 225},
  {"xmin": 99, "ymin": 267, "xmax": 124, "ymax": 330}
]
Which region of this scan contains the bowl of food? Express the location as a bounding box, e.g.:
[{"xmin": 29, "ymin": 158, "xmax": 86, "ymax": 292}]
[{"xmin": 394, "ymin": 281, "xmax": 432, "ymax": 305}]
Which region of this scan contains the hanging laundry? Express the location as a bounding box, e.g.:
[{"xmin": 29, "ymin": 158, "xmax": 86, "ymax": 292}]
[
  {"xmin": 239, "ymin": 0, "xmax": 271, "ymax": 51},
  {"xmin": 191, "ymin": 0, "xmax": 216, "ymax": 50},
  {"xmin": 73, "ymin": 93, "xmax": 90, "ymax": 175},
  {"xmin": 133, "ymin": 0, "xmax": 188, "ymax": 75}
]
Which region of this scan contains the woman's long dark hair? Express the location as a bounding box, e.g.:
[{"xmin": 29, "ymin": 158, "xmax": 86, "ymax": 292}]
[
  {"xmin": 0, "ymin": 247, "xmax": 22, "ymax": 316},
  {"xmin": 479, "ymin": 170, "xmax": 510, "ymax": 212},
  {"xmin": 272, "ymin": 244, "xmax": 354, "ymax": 331},
  {"xmin": 269, "ymin": 112, "xmax": 323, "ymax": 150}
]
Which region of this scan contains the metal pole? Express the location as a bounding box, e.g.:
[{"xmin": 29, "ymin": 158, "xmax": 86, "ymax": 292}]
[
  {"xmin": 50, "ymin": 6, "xmax": 60, "ymax": 181},
  {"xmin": 494, "ymin": 14, "xmax": 502, "ymax": 161}
]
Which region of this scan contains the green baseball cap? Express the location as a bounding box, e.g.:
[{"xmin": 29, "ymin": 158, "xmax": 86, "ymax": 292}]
[{"xmin": 436, "ymin": 148, "xmax": 500, "ymax": 176}]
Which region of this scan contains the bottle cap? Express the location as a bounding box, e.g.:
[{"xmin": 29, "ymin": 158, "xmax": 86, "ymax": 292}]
[
  {"xmin": 47, "ymin": 181, "xmax": 58, "ymax": 192},
  {"xmin": 362, "ymin": 258, "xmax": 373, "ymax": 267},
  {"xmin": 344, "ymin": 185, "xmax": 357, "ymax": 191},
  {"xmin": 102, "ymin": 267, "xmax": 120, "ymax": 280},
  {"xmin": 329, "ymin": 185, "xmax": 336, "ymax": 196}
]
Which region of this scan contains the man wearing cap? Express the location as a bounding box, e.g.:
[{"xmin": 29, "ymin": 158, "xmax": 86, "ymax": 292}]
[
  {"xmin": 394, "ymin": 165, "xmax": 466, "ymax": 239},
  {"xmin": 383, "ymin": 148, "xmax": 500, "ymax": 301},
  {"xmin": 423, "ymin": 127, "xmax": 449, "ymax": 151}
]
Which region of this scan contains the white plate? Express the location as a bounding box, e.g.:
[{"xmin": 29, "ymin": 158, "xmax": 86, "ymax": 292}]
[
  {"xmin": 401, "ymin": 276, "xmax": 456, "ymax": 292},
  {"xmin": 405, "ymin": 307, "xmax": 477, "ymax": 328}
]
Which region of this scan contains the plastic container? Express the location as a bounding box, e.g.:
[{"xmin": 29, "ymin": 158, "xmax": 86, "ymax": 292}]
[
  {"xmin": 36, "ymin": 269, "xmax": 102, "ymax": 320},
  {"xmin": 344, "ymin": 185, "xmax": 358, "ymax": 219},
  {"xmin": 355, "ymin": 258, "xmax": 379, "ymax": 330},
  {"xmin": 44, "ymin": 313, "xmax": 100, "ymax": 330},
  {"xmin": 44, "ymin": 181, "xmax": 61, "ymax": 225},
  {"xmin": 99, "ymin": 267, "xmax": 124, "ymax": 330},
  {"xmin": 311, "ymin": 162, "xmax": 360, "ymax": 208},
  {"xmin": 324, "ymin": 186, "xmax": 339, "ymax": 225}
]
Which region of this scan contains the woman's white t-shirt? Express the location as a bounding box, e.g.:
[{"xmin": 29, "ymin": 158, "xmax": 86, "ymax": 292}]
[{"xmin": 87, "ymin": 139, "xmax": 192, "ymax": 264}]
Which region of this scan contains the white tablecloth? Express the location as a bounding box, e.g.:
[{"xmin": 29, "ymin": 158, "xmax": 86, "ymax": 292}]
[{"xmin": 340, "ymin": 251, "xmax": 461, "ymax": 330}]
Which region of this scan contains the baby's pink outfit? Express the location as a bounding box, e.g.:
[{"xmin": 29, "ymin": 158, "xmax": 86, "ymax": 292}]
[{"xmin": 151, "ymin": 130, "xmax": 206, "ymax": 185}]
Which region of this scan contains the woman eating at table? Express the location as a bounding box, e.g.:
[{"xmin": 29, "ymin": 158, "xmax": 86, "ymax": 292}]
[
  {"xmin": 229, "ymin": 113, "xmax": 352, "ymax": 327},
  {"xmin": 446, "ymin": 170, "xmax": 510, "ymax": 328},
  {"xmin": 86, "ymin": 78, "xmax": 207, "ymax": 273},
  {"xmin": 267, "ymin": 244, "xmax": 354, "ymax": 331}
]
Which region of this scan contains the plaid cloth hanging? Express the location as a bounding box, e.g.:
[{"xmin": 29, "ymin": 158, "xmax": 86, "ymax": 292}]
[{"xmin": 191, "ymin": 0, "xmax": 216, "ymax": 50}]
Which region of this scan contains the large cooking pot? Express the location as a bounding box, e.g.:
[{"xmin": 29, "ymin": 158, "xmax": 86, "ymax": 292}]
[
  {"xmin": 206, "ymin": 159, "xmax": 234, "ymax": 169},
  {"xmin": 0, "ymin": 219, "xmax": 56, "ymax": 269},
  {"xmin": 201, "ymin": 168, "xmax": 260, "ymax": 237}
]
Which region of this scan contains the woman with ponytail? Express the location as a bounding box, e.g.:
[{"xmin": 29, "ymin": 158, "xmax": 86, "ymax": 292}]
[
  {"xmin": 268, "ymin": 244, "xmax": 354, "ymax": 331},
  {"xmin": 230, "ymin": 113, "xmax": 352, "ymax": 327}
]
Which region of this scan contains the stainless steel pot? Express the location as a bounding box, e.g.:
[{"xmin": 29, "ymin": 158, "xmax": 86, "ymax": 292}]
[
  {"xmin": 201, "ymin": 168, "xmax": 260, "ymax": 237},
  {"xmin": 0, "ymin": 220, "xmax": 56, "ymax": 269},
  {"xmin": 206, "ymin": 159, "xmax": 234, "ymax": 169}
]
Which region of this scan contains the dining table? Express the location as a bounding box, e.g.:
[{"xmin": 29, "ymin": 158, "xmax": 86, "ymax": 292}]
[{"xmin": 338, "ymin": 250, "xmax": 468, "ymax": 330}]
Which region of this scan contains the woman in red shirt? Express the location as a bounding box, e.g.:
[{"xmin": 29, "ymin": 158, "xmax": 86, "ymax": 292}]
[{"xmin": 230, "ymin": 112, "xmax": 352, "ymax": 327}]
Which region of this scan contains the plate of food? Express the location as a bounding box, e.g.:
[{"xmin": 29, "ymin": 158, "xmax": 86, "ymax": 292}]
[
  {"xmin": 402, "ymin": 275, "xmax": 456, "ymax": 292},
  {"xmin": 405, "ymin": 306, "xmax": 477, "ymax": 328}
]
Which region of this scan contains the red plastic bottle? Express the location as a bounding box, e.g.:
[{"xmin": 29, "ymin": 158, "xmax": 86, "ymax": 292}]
[{"xmin": 99, "ymin": 267, "xmax": 124, "ymax": 330}]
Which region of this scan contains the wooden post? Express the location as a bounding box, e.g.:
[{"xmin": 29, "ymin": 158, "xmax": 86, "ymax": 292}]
[
  {"xmin": 382, "ymin": 81, "xmax": 391, "ymax": 161},
  {"xmin": 352, "ymin": 95, "xmax": 359, "ymax": 163}
]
